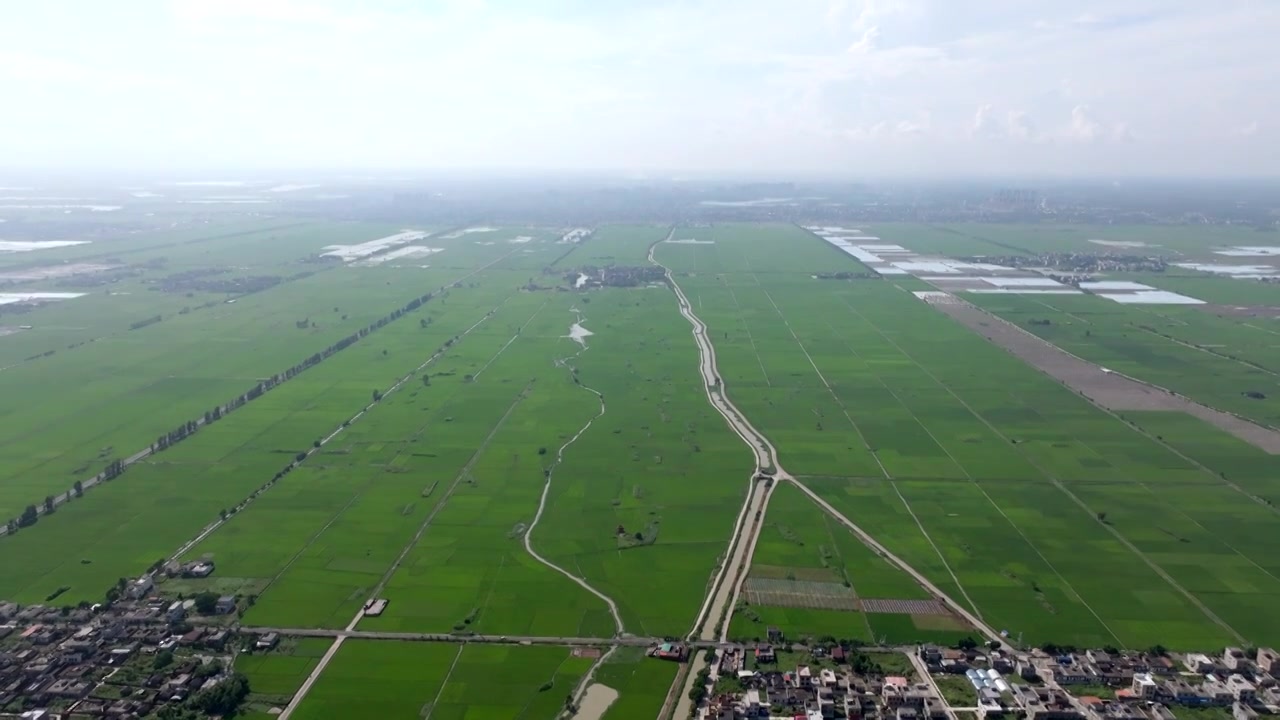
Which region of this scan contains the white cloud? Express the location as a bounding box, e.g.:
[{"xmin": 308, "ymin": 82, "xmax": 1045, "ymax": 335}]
[
  {"xmin": 0, "ymin": 0, "xmax": 1275, "ymax": 175},
  {"xmin": 1069, "ymin": 105, "xmax": 1104, "ymax": 142},
  {"xmin": 1008, "ymin": 110, "xmax": 1036, "ymax": 141},
  {"xmin": 972, "ymin": 104, "xmax": 1001, "ymax": 138},
  {"xmin": 1235, "ymin": 120, "xmax": 1260, "ymax": 137}
]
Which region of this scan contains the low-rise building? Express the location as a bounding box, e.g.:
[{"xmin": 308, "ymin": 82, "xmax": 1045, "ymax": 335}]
[
  {"xmin": 126, "ymin": 576, "xmax": 154, "ymax": 600},
  {"xmin": 1225, "ymin": 675, "xmax": 1257, "ymax": 704},
  {"xmin": 1258, "ymin": 649, "xmax": 1279, "ymax": 677}
]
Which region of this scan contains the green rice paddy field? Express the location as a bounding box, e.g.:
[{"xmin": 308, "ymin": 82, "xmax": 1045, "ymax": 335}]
[
  {"xmin": 659, "ymin": 223, "xmax": 1280, "ymax": 650},
  {"xmin": 729, "ymin": 483, "xmax": 973, "ymax": 646},
  {"xmin": 289, "ymin": 642, "xmax": 595, "ymax": 720},
  {"xmin": 4, "ymin": 218, "xmax": 1280, "ymax": 718}
]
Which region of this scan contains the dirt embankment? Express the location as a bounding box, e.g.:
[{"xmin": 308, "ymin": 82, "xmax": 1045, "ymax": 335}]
[{"xmin": 931, "ymin": 298, "xmax": 1280, "ymax": 454}]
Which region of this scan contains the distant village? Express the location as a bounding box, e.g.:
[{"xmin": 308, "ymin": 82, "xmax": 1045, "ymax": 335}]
[
  {"xmin": 0, "ymin": 560, "xmax": 253, "ymax": 719},
  {"xmin": 694, "ymin": 639, "xmax": 1280, "ymax": 720},
  {"xmin": 956, "ymin": 253, "xmax": 1169, "ymax": 275},
  {"xmin": 3, "ymin": 558, "xmax": 1280, "ymax": 720}
]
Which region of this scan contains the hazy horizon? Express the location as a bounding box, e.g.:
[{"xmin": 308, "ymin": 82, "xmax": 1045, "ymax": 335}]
[{"xmin": 2, "ymin": 0, "xmax": 1277, "ymax": 177}]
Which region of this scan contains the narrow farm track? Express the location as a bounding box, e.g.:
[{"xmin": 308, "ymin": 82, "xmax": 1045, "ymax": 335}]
[
  {"xmin": 759, "ymin": 287, "xmax": 889, "ymax": 478},
  {"xmin": 188, "ymin": 295, "xmax": 522, "ymax": 606},
  {"xmin": 519, "ymin": 308, "xmax": 635, "ymax": 713},
  {"xmin": 651, "ymin": 236, "xmax": 1001, "ymax": 719},
  {"xmin": 1, "ymin": 245, "xmax": 522, "ymax": 538},
  {"xmin": 422, "ymin": 645, "xmax": 466, "ymax": 720},
  {"xmin": 864, "ymin": 299, "xmax": 1248, "ymax": 644},
  {"xmin": 278, "ymin": 385, "xmax": 532, "ymax": 720},
  {"xmin": 524, "ymin": 309, "xmax": 626, "ymax": 635},
  {"xmin": 831, "ymin": 296, "xmax": 1120, "ymax": 642},
  {"xmin": 169, "ymin": 292, "xmax": 518, "ymax": 562}
]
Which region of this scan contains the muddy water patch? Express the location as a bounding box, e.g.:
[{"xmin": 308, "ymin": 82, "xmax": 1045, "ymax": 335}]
[{"xmin": 577, "ymin": 684, "xmax": 619, "ymax": 720}]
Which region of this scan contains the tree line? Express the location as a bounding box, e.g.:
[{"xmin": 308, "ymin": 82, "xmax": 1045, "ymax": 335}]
[{"xmin": 2, "ymin": 288, "xmax": 437, "ymax": 536}]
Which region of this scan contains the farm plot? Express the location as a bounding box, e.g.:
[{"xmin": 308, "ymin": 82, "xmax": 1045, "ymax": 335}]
[
  {"xmin": 525, "ymin": 287, "xmax": 751, "ymax": 637},
  {"xmin": 361, "ymin": 283, "xmax": 746, "ymax": 637},
  {"xmin": 0, "ymin": 220, "xmax": 342, "ymax": 366},
  {"xmin": 594, "ymin": 646, "xmax": 679, "ymax": 720},
  {"xmin": 561, "ymin": 224, "xmax": 669, "ymax": 266},
  {"xmin": 188, "ymin": 290, "xmax": 610, "ymax": 634},
  {"xmin": 235, "ymin": 637, "xmax": 332, "ymax": 714},
  {"xmin": 0, "ymin": 263, "xmax": 531, "ymax": 603},
  {"xmin": 743, "ymin": 578, "xmax": 860, "ymax": 610},
  {"xmin": 289, "ymin": 641, "xmax": 594, "ymax": 720},
  {"xmin": 967, "ymin": 288, "xmax": 1280, "ymax": 430},
  {"xmin": 730, "ymin": 481, "xmax": 966, "ymax": 644},
  {"xmin": 0, "ymin": 225, "xmax": 503, "ymax": 522},
  {"xmin": 665, "ymin": 223, "xmax": 1280, "ymax": 649}
]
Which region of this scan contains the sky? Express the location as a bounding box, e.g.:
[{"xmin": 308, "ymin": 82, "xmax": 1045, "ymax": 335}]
[{"xmin": 1, "ymin": 0, "xmax": 1277, "ymax": 177}]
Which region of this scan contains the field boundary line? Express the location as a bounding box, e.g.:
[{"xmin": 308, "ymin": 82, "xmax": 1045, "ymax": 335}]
[
  {"xmin": 652, "ymin": 233, "xmax": 1000, "ymax": 719},
  {"xmin": 2, "ymin": 245, "xmax": 524, "ymax": 539},
  {"xmin": 359, "ymin": 382, "xmax": 534, "ymax": 614},
  {"xmin": 816, "ymin": 508, "xmax": 878, "ymax": 641},
  {"xmin": 819, "ymin": 314, "xmax": 969, "ymax": 479},
  {"xmin": 276, "ymin": 383, "xmax": 533, "ymax": 718},
  {"xmin": 943, "ymin": 290, "xmax": 1280, "ymax": 455},
  {"xmin": 930, "ymin": 293, "xmax": 1280, "ymax": 511},
  {"xmin": 422, "ymin": 644, "xmax": 467, "ymax": 720},
  {"xmin": 885, "ymin": 481, "xmax": 984, "ymax": 620},
  {"xmin": 907, "ymin": 301, "xmax": 1249, "ymax": 643},
  {"xmin": 524, "ymin": 307, "xmax": 626, "ymax": 636},
  {"xmin": 169, "ymin": 292, "xmax": 518, "ymax": 562},
  {"xmin": 472, "ymin": 298, "xmax": 551, "ymax": 380},
  {"xmin": 209, "ymin": 296, "xmax": 516, "ymax": 594},
  {"xmin": 720, "ymin": 279, "xmax": 773, "ymax": 387},
  {"xmin": 1048, "ymin": 476, "xmax": 1248, "ymax": 645},
  {"xmin": 758, "ymin": 288, "xmax": 889, "ymax": 478},
  {"xmin": 836, "ymin": 296, "xmax": 1125, "ymax": 647}
]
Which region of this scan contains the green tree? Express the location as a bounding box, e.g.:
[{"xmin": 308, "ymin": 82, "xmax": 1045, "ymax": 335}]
[
  {"xmin": 188, "ymin": 673, "xmax": 250, "ymax": 716},
  {"xmin": 193, "ymin": 591, "xmax": 219, "ymax": 615},
  {"xmin": 153, "ymin": 649, "xmax": 174, "ymax": 670}
]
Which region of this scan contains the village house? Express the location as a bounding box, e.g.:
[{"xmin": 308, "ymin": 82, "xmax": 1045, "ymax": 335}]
[
  {"xmin": 1258, "ymin": 649, "xmax": 1280, "ymax": 677},
  {"xmin": 1224, "ymin": 648, "xmax": 1250, "ymax": 671},
  {"xmin": 1224, "ymin": 675, "xmax": 1257, "ymax": 704},
  {"xmin": 1132, "ymin": 673, "xmax": 1159, "ymax": 699},
  {"xmin": 1043, "ymin": 658, "xmax": 1095, "ymax": 685},
  {"xmin": 1012, "ymin": 686, "xmax": 1085, "ymax": 720},
  {"xmin": 1183, "ymin": 653, "xmax": 1216, "ymax": 674},
  {"xmin": 126, "ymin": 575, "xmax": 154, "ymax": 600}
]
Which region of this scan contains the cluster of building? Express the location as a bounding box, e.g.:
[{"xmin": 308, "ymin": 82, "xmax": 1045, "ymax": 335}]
[
  {"xmin": 707, "ymin": 645, "xmax": 949, "ymax": 720},
  {"xmin": 972, "ymin": 645, "xmax": 1280, "ymax": 720},
  {"xmin": 702, "ymin": 642, "xmax": 1280, "ymax": 720},
  {"xmin": 960, "ymin": 253, "xmax": 1168, "ymax": 274},
  {"xmin": 0, "ymin": 594, "xmax": 245, "ymax": 718}
]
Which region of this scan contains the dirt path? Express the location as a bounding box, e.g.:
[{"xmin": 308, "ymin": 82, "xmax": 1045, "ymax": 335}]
[
  {"xmin": 277, "ymin": 385, "xmax": 531, "ymax": 720},
  {"xmin": 931, "ymin": 297, "xmax": 1280, "ymax": 454},
  {"xmin": 2, "ymin": 246, "xmax": 521, "ymax": 538},
  {"xmin": 651, "ymin": 236, "xmax": 1005, "ymax": 718},
  {"xmin": 524, "ymin": 310, "xmax": 626, "ymax": 636},
  {"xmin": 169, "ymin": 294, "xmax": 517, "ymax": 562}
]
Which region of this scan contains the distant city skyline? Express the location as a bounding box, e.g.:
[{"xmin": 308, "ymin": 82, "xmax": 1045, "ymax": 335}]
[{"xmin": 1, "ymin": 0, "xmax": 1276, "ymax": 176}]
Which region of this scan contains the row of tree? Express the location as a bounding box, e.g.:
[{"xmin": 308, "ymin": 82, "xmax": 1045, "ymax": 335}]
[{"xmin": 2, "ymin": 288, "xmax": 441, "ymax": 537}]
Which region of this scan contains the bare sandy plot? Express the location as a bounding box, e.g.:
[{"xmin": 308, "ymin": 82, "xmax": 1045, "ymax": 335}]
[
  {"xmin": 931, "ymin": 300, "xmax": 1280, "ymax": 454},
  {"xmin": 577, "ymin": 684, "xmax": 619, "ymax": 720}
]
